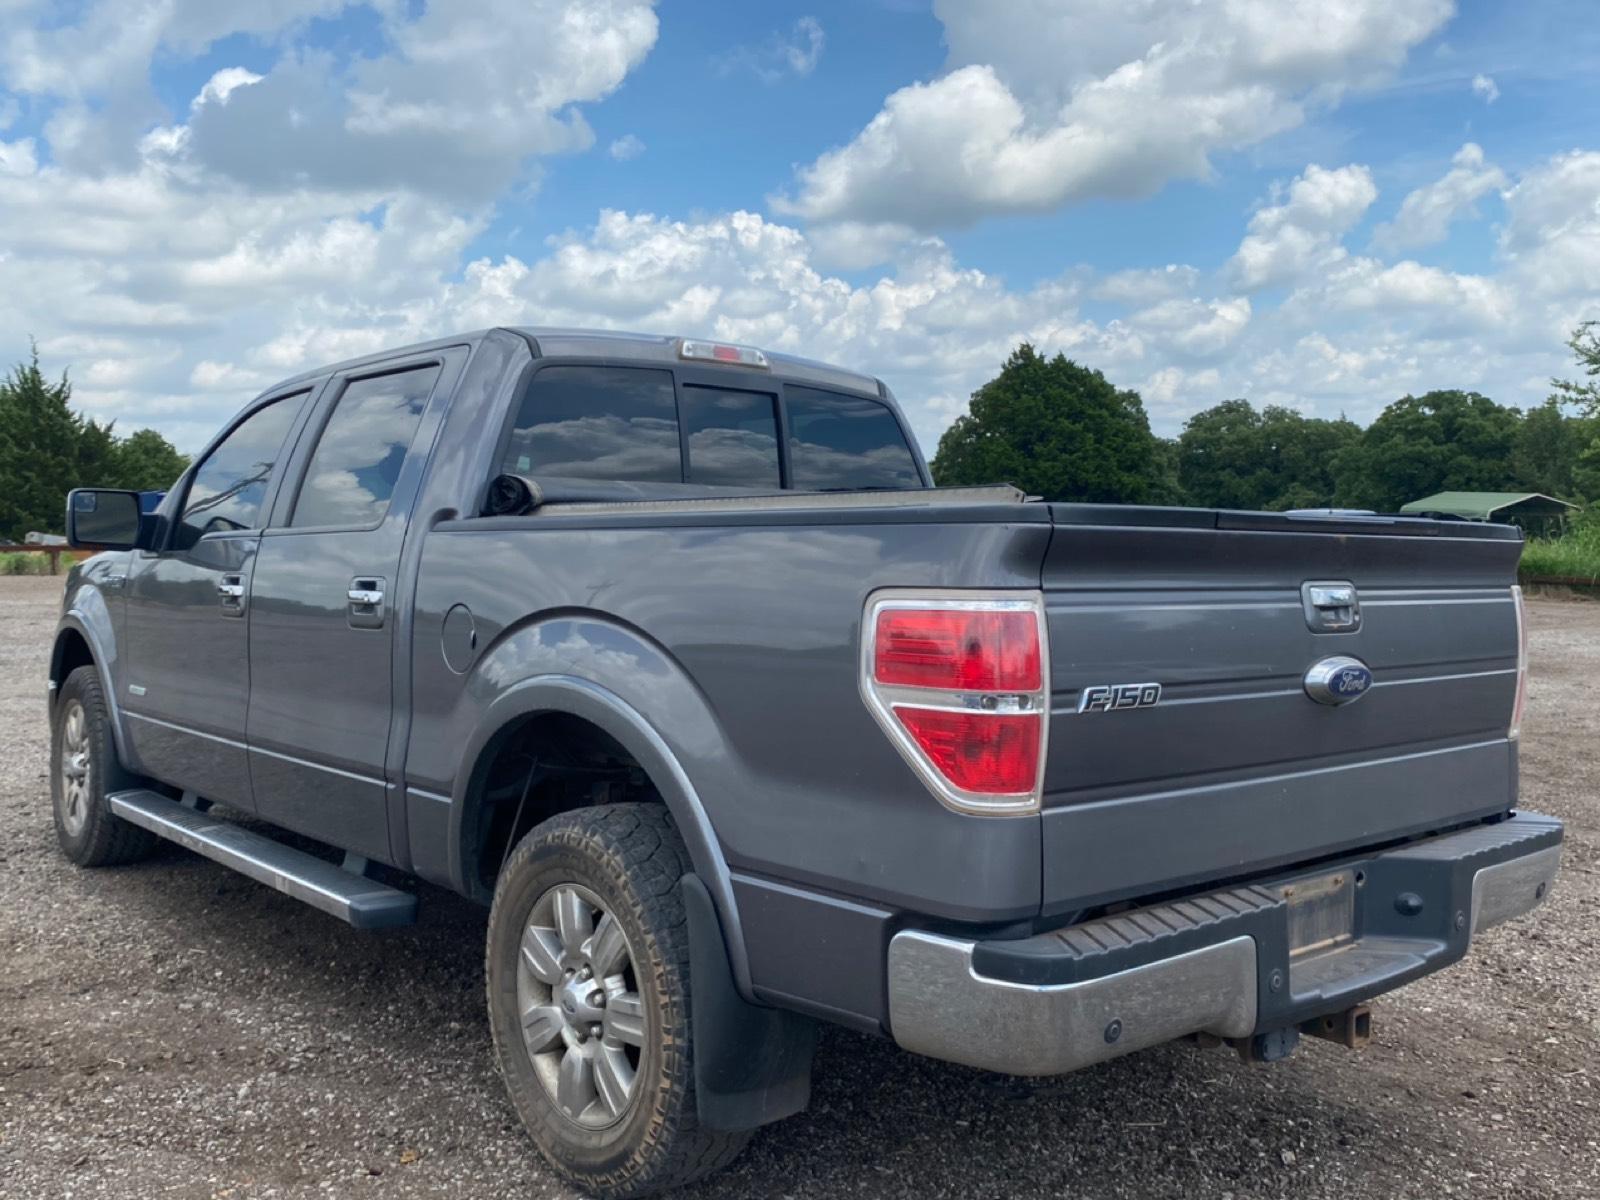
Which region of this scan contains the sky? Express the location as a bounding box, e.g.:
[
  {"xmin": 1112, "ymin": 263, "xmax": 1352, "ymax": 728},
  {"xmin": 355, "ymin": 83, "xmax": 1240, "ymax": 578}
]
[{"xmin": 1, "ymin": 0, "xmax": 1598, "ymax": 455}]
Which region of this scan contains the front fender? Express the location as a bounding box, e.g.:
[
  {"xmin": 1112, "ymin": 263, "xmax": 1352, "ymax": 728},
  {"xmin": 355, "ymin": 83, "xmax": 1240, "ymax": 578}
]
[
  {"xmin": 433, "ymin": 613, "xmax": 753, "ymax": 996},
  {"xmin": 53, "ymin": 578, "xmax": 133, "ymax": 767}
]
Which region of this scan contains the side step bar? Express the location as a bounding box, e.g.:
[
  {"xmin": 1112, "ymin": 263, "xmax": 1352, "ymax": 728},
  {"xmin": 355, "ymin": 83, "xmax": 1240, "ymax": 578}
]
[{"xmin": 108, "ymin": 789, "xmax": 417, "ymax": 929}]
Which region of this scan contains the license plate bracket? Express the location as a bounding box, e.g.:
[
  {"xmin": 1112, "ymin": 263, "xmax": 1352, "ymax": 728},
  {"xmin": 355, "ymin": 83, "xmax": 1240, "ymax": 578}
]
[{"xmin": 1280, "ymin": 869, "xmax": 1356, "ymax": 959}]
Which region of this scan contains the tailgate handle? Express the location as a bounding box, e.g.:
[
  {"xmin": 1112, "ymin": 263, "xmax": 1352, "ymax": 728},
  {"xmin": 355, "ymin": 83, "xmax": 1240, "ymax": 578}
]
[{"xmin": 1302, "ymin": 581, "xmax": 1360, "ymax": 632}]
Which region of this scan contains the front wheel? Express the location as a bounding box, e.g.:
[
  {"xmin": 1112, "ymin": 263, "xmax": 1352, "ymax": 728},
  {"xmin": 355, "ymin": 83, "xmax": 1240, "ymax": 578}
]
[
  {"xmin": 50, "ymin": 665, "xmax": 157, "ymax": 867},
  {"xmin": 486, "ymin": 804, "xmax": 750, "ymax": 1198}
]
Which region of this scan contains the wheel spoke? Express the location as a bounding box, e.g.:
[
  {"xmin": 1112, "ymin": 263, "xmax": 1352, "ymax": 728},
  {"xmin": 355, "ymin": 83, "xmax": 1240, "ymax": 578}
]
[
  {"xmin": 519, "ymin": 1004, "xmax": 566, "ymax": 1054},
  {"xmin": 520, "ymin": 925, "xmax": 564, "ymax": 985},
  {"xmin": 553, "ymin": 887, "xmax": 592, "ymax": 957},
  {"xmin": 594, "ymin": 1045, "xmax": 635, "ymax": 1116},
  {"xmin": 556, "ymin": 1046, "xmax": 598, "ymax": 1119},
  {"xmin": 604, "ymin": 991, "xmax": 645, "ymax": 1047},
  {"xmin": 587, "ymin": 912, "xmax": 629, "ymax": 979}
]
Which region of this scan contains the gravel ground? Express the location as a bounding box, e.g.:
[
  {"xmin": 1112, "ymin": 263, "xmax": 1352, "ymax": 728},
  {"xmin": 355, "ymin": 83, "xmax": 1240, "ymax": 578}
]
[{"xmin": 1, "ymin": 573, "xmax": 1596, "ymax": 1200}]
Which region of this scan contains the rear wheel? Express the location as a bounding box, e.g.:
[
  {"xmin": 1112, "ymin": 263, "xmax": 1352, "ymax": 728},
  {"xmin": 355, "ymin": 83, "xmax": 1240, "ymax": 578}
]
[
  {"xmin": 51, "ymin": 665, "xmax": 157, "ymax": 867},
  {"xmin": 486, "ymin": 804, "xmax": 750, "ymax": 1198}
]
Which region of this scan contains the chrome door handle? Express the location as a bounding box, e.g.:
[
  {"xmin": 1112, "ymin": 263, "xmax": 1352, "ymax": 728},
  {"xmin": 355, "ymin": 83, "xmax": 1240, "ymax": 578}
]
[
  {"xmin": 347, "ymin": 576, "xmax": 387, "ymax": 629},
  {"xmin": 218, "ymin": 574, "xmax": 247, "ymax": 617}
]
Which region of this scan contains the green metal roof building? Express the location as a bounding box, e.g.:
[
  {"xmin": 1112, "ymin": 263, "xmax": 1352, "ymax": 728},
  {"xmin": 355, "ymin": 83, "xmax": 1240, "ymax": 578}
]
[{"xmin": 1400, "ymin": 491, "xmax": 1578, "ymax": 530}]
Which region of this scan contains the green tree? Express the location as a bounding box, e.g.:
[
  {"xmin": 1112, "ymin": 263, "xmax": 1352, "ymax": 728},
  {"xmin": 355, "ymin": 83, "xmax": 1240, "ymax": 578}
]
[
  {"xmin": 113, "ymin": 427, "xmax": 189, "ymax": 492},
  {"xmin": 931, "ymin": 344, "xmax": 1165, "ymax": 502},
  {"xmin": 0, "ymin": 346, "xmax": 191, "ymax": 541},
  {"xmin": 1552, "ymin": 323, "xmax": 1600, "ymax": 501},
  {"xmin": 1512, "ymin": 398, "xmax": 1589, "ymax": 499},
  {"xmin": 77, "ymin": 417, "xmax": 121, "ymax": 486},
  {"xmin": 1333, "ymin": 390, "xmax": 1523, "ymax": 512},
  {"xmin": 1552, "ymin": 321, "xmax": 1600, "ymax": 415},
  {"xmin": 0, "ymin": 346, "xmax": 81, "ymax": 541},
  {"xmin": 1177, "ymin": 398, "xmax": 1360, "ymax": 511}
]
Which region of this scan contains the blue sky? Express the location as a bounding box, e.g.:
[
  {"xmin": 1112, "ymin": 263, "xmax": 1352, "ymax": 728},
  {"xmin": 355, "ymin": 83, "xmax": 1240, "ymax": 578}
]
[{"xmin": 2, "ymin": 0, "xmax": 1598, "ymax": 453}]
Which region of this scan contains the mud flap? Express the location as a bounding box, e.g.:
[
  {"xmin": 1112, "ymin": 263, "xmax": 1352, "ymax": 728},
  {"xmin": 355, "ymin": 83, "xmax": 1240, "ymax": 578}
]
[{"xmin": 682, "ymin": 874, "xmax": 817, "ymax": 1131}]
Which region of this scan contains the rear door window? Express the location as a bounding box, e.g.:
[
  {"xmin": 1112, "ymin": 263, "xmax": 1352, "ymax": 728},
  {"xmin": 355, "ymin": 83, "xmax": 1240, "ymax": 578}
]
[
  {"xmin": 679, "ymin": 386, "xmax": 780, "ymax": 489},
  {"xmin": 291, "ymin": 364, "xmax": 441, "ymax": 529},
  {"xmin": 785, "ymin": 386, "xmax": 922, "ymax": 490},
  {"xmin": 501, "ymin": 366, "xmax": 680, "ymax": 482}
]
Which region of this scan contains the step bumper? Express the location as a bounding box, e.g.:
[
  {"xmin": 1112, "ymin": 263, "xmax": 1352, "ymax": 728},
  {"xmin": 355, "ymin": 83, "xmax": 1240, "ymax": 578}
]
[{"xmin": 887, "ymin": 812, "xmax": 1562, "ymax": 1077}]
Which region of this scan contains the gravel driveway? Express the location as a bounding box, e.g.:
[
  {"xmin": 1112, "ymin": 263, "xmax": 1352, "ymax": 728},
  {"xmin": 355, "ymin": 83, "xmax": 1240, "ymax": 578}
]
[{"xmin": 2, "ymin": 574, "xmax": 1596, "ymax": 1199}]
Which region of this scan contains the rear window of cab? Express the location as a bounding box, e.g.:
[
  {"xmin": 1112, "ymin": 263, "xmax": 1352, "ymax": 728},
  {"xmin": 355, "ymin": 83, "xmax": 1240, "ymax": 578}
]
[{"xmin": 500, "ymin": 365, "xmax": 922, "ymax": 491}]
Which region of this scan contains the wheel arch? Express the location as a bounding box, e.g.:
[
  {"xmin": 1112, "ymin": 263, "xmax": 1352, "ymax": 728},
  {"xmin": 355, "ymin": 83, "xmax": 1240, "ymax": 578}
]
[
  {"xmin": 447, "ymin": 674, "xmax": 755, "ymax": 999},
  {"xmin": 50, "ymin": 614, "xmax": 133, "ymax": 765}
]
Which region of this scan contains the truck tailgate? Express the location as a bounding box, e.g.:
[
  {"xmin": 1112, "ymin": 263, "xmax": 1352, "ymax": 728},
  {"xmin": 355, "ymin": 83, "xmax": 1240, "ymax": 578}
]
[{"xmin": 1039, "ymin": 505, "xmax": 1524, "ymax": 916}]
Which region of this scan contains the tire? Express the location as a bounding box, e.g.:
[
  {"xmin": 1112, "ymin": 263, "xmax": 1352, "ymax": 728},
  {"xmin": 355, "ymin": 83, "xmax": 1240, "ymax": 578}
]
[
  {"xmin": 50, "ymin": 665, "xmax": 157, "ymax": 867},
  {"xmin": 486, "ymin": 803, "xmax": 751, "ymax": 1198}
]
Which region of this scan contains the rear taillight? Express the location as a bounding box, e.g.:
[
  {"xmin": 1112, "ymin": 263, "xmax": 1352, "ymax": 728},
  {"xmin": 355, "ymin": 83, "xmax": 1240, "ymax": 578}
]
[
  {"xmin": 1509, "ymin": 584, "xmax": 1528, "ymax": 740},
  {"xmin": 861, "ymin": 593, "xmax": 1048, "ymax": 815}
]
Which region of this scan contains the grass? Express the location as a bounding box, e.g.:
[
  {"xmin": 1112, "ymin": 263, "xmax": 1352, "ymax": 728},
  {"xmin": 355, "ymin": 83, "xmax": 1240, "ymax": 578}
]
[
  {"xmin": 0, "ymin": 550, "xmax": 87, "ymax": 576},
  {"xmin": 0, "ymin": 551, "xmax": 55, "ymax": 576},
  {"xmin": 1520, "ymin": 513, "xmax": 1600, "ymax": 584}
]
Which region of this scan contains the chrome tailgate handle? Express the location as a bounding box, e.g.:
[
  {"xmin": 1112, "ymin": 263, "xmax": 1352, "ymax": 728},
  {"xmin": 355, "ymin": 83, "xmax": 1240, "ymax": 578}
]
[
  {"xmin": 1302, "ymin": 580, "xmax": 1360, "ymax": 632},
  {"xmin": 347, "ymin": 577, "xmax": 386, "ymax": 629}
]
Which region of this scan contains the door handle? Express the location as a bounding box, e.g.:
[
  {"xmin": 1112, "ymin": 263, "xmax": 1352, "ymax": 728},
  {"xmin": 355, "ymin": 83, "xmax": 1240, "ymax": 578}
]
[
  {"xmin": 347, "ymin": 577, "xmax": 387, "ymax": 629},
  {"xmin": 218, "ymin": 574, "xmax": 246, "ymax": 616}
]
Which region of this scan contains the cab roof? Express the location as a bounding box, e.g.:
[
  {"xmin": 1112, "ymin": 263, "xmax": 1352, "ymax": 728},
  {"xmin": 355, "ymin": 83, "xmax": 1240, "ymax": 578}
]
[{"xmin": 266, "ymin": 326, "xmax": 885, "ymax": 399}]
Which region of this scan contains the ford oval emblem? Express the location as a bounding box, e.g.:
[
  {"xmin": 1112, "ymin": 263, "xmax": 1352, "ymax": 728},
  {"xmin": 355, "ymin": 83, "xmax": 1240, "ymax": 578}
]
[{"xmin": 1304, "ymin": 656, "xmax": 1373, "ymax": 706}]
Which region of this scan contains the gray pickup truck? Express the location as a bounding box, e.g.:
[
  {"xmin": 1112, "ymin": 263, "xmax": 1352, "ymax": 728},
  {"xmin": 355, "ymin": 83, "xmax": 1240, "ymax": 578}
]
[{"xmin": 52, "ymin": 327, "xmax": 1561, "ymax": 1197}]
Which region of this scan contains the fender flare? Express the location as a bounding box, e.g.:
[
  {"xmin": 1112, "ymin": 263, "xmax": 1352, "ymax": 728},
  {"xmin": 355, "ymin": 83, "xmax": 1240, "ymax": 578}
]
[
  {"xmin": 448, "ymin": 673, "xmax": 756, "ymax": 999},
  {"xmin": 52, "ymin": 613, "xmax": 133, "ymax": 765}
]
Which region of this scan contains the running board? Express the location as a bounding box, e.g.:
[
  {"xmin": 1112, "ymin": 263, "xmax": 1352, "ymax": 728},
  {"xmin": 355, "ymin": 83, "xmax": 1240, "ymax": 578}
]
[{"xmin": 108, "ymin": 789, "xmax": 417, "ymax": 929}]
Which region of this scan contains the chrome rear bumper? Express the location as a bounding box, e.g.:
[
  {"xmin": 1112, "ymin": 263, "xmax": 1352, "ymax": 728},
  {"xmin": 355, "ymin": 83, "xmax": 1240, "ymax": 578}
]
[{"xmin": 887, "ymin": 813, "xmax": 1561, "ymax": 1077}]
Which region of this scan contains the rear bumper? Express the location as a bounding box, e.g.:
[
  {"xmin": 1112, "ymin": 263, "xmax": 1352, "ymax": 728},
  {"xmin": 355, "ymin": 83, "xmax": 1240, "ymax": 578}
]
[{"xmin": 887, "ymin": 812, "xmax": 1562, "ymax": 1076}]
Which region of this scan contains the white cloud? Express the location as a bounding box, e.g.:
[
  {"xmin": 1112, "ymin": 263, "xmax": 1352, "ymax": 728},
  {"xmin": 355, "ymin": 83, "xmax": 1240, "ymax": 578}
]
[
  {"xmin": 194, "ymin": 66, "xmax": 264, "ymax": 110},
  {"xmin": 1228, "ymin": 164, "xmax": 1378, "ymax": 291},
  {"xmin": 774, "ymin": 0, "xmax": 1450, "ymax": 236},
  {"xmin": 1372, "ymin": 142, "xmax": 1507, "ymax": 253},
  {"xmin": 1498, "ymin": 149, "xmax": 1600, "ymax": 300},
  {"xmin": 609, "ymin": 133, "xmax": 646, "ymax": 161},
  {"xmin": 717, "ymin": 16, "xmax": 824, "ymax": 83},
  {"xmin": 0, "ymin": 0, "xmax": 1596, "ymax": 465},
  {"xmin": 2, "ymin": 0, "xmax": 660, "ymax": 201},
  {"xmin": 1471, "ymin": 73, "xmax": 1500, "ymax": 103},
  {"xmin": 1091, "ymin": 266, "xmax": 1202, "ymax": 306},
  {"xmin": 0, "ymin": 136, "xmax": 37, "ymax": 176}
]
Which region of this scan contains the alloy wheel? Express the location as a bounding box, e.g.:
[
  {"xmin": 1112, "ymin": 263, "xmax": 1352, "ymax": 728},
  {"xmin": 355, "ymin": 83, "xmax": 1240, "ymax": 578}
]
[{"xmin": 516, "ymin": 882, "xmax": 647, "ymax": 1129}]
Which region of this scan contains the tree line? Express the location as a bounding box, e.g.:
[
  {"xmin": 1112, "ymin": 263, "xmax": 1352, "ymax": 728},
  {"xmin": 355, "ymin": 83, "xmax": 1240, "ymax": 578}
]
[
  {"xmin": 0, "ymin": 347, "xmax": 189, "ymax": 542},
  {"xmin": 934, "ymin": 324, "xmax": 1600, "ymax": 514},
  {"xmin": 4, "ymin": 325, "xmax": 1599, "ymax": 543}
]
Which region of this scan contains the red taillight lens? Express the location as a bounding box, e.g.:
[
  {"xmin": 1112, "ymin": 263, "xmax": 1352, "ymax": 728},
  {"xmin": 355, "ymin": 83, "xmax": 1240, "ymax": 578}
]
[
  {"xmin": 1509, "ymin": 585, "xmax": 1528, "ymax": 740},
  {"xmin": 874, "ymin": 608, "xmax": 1041, "ymax": 691},
  {"xmin": 893, "ymin": 708, "xmax": 1040, "ymax": 794},
  {"xmin": 862, "ymin": 596, "xmax": 1048, "ymax": 813}
]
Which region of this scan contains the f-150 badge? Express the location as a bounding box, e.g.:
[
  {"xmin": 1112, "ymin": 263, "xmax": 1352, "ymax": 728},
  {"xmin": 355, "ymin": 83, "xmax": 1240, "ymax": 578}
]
[{"xmin": 1078, "ymin": 682, "xmax": 1162, "ymax": 713}]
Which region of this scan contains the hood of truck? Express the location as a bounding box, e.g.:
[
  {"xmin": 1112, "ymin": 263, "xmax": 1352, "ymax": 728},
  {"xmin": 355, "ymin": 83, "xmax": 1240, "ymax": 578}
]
[{"xmin": 1037, "ymin": 504, "xmax": 1524, "ymax": 917}]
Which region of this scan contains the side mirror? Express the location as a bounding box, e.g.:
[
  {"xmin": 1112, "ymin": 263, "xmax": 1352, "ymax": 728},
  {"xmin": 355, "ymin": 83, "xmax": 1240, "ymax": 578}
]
[{"xmin": 65, "ymin": 489, "xmax": 149, "ymax": 550}]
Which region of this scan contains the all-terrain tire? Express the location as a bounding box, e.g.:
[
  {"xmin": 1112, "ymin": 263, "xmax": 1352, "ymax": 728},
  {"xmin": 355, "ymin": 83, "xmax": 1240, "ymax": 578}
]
[
  {"xmin": 486, "ymin": 803, "xmax": 751, "ymax": 1198},
  {"xmin": 50, "ymin": 665, "xmax": 158, "ymax": 867}
]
